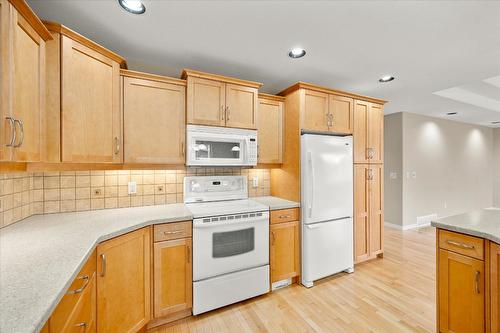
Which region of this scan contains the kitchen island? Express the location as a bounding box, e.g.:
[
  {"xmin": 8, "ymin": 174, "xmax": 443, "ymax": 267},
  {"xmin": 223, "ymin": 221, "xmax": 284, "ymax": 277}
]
[{"xmin": 431, "ymin": 208, "xmax": 500, "ymax": 333}]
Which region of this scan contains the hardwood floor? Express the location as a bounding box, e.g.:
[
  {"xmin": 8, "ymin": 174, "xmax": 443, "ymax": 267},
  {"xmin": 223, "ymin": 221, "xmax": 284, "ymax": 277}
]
[{"xmin": 149, "ymin": 227, "xmax": 436, "ymax": 333}]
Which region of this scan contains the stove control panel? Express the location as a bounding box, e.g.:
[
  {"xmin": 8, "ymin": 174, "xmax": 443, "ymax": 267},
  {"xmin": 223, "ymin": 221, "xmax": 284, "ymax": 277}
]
[{"xmin": 184, "ymin": 176, "xmax": 248, "ymax": 203}]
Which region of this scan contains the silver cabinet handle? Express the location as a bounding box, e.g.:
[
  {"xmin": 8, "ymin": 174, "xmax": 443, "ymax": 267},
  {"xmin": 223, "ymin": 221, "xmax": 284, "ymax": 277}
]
[
  {"xmin": 475, "ymin": 271, "xmax": 480, "ymax": 294},
  {"xmin": 67, "ymin": 275, "xmax": 89, "ymax": 294},
  {"xmin": 278, "ymin": 214, "xmax": 291, "ymax": 219},
  {"xmin": 446, "ymin": 240, "xmax": 475, "ymax": 249},
  {"xmin": 13, "ymin": 119, "xmax": 24, "ymax": 148},
  {"xmin": 271, "ymin": 231, "xmax": 276, "ymax": 245},
  {"xmin": 367, "ymin": 169, "xmax": 374, "ymax": 181},
  {"xmin": 226, "ymin": 106, "xmax": 230, "ymax": 121},
  {"xmin": 74, "ymin": 322, "xmax": 87, "ymax": 332},
  {"xmin": 327, "ymin": 113, "xmax": 333, "ymax": 127},
  {"xmin": 100, "ymin": 254, "xmax": 106, "ymax": 277},
  {"xmin": 187, "ymin": 245, "xmax": 191, "ymax": 264},
  {"xmin": 181, "ymin": 140, "xmax": 185, "ymax": 158},
  {"xmin": 220, "ymin": 105, "xmax": 225, "ymax": 121},
  {"xmin": 164, "ymin": 230, "xmax": 183, "ymax": 235},
  {"xmin": 114, "ymin": 137, "xmax": 120, "ymax": 155},
  {"xmin": 5, "ymin": 117, "xmax": 16, "ymax": 147}
]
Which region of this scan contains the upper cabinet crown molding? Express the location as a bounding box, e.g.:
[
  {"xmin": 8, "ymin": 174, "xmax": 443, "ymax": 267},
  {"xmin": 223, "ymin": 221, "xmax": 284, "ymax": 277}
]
[
  {"xmin": 258, "ymin": 93, "xmax": 285, "ymax": 102},
  {"xmin": 121, "ymin": 69, "xmax": 186, "ymax": 86},
  {"xmin": 278, "ymin": 81, "xmax": 388, "ymax": 105},
  {"xmin": 7, "ymin": 0, "xmax": 52, "ymax": 41},
  {"xmin": 43, "ymin": 20, "xmax": 127, "ymax": 69},
  {"xmin": 181, "ymin": 69, "xmax": 263, "ymax": 89}
]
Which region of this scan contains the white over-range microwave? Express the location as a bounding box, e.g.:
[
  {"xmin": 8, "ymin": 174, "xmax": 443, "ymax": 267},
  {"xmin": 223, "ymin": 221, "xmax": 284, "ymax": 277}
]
[{"xmin": 186, "ymin": 125, "xmax": 258, "ymax": 166}]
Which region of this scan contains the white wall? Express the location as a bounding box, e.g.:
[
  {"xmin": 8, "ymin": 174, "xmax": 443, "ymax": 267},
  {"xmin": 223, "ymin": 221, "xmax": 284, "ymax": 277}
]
[
  {"xmin": 384, "ymin": 112, "xmax": 494, "ymax": 227},
  {"xmin": 384, "ymin": 113, "xmax": 403, "ymax": 225},
  {"xmin": 494, "ymin": 128, "xmax": 500, "ymax": 207}
]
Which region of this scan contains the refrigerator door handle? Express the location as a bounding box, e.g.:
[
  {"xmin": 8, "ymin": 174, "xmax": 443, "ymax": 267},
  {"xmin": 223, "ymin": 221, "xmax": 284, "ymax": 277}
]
[{"xmin": 308, "ymin": 151, "xmax": 314, "ymax": 218}]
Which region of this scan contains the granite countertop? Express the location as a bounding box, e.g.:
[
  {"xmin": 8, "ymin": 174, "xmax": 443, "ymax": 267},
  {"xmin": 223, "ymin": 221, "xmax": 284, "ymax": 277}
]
[
  {"xmin": 431, "ymin": 208, "xmax": 500, "ymax": 244},
  {"xmin": 0, "ymin": 196, "xmax": 298, "ymax": 333},
  {"xmin": 251, "ymin": 196, "xmax": 300, "ymax": 210}
]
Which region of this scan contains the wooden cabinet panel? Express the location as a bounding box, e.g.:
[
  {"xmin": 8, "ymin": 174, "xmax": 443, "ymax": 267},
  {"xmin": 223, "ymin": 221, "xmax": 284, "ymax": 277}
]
[
  {"xmin": 225, "ymin": 83, "xmax": 258, "ymax": 129},
  {"xmin": 368, "ymin": 103, "xmax": 384, "ymax": 163},
  {"xmin": 97, "ymin": 227, "xmax": 151, "ymax": 333},
  {"xmin": 438, "ymin": 249, "xmax": 485, "ymax": 333},
  {"xmin": 354, "ymin": 165, "xmax": 370, "ymax": 262},
  {"xmin": 329, "ymin": 95, "xmax": 353, "ymax": 134},
  {"xmin": 257, "ymin": 98, "xmax": 283, "ymax": 164},
  {"xmin": 353, "ymin": 100, "xmax": 369, "ymax": 163},
  {"xmin": 61, "ymin": 35, "xmax": 121, "ymax": 163},
  {"xmin": 270, "ymin": 220, "xmax": 299, "ymax": 283},
  {"xmin": 0, "ymin": 0, "xmax": 11, "ymax": 161},
  {"xmin": 153, "ymin": 238, "xmax": 192, "ymax": 318},
  {"xmin": 270, "ymin": 208, "xmax": 299, "ymax": 224},
  {"xmin": 123, "ymin": 76, "xmax": 185, "ymax": 164},
  {"xmin": 492, "ymin": 242, "xmax": 500, "ymax": 333},
  {"xmin": 10, "ymin": 8, "xmax": 44, "ymax": 162},
  {"xmin": 301, "ymin": 89, "xmax": 329, "ymax": 132},
  {"xmin": 153, "ymin": 221, "xmax": 192, "ymax": 242},
  {"xmin": 439, "ymin": 229, "xmax": 484, "ymax": 260},
  {"xmin": 369, "ymin": 164, "xmax": 383, "ymax": 256},
  {"xmin": 186, "ymin": 77, "xmax": 225, "ymax": 127}
]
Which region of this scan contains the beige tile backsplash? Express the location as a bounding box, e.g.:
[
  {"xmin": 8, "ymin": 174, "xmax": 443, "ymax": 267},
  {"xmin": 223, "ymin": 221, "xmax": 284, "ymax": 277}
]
[{"xmin": 0, "ymin": 168, "xmax": 271, "ymax": 228}]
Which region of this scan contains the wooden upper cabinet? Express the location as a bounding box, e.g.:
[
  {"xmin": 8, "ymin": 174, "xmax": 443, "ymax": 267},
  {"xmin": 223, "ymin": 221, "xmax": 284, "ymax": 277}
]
[
  {"xmin": 0, "ymin": 1, "xmax": 51, "ymax": 162},
  {"xmin": 438, "ymin": 249, "xmax": 485, "ymax": 333},
  {"xmin": 225, "ymin": 83, "xmax": 258, "ymax": 129},
  {"xmin": 354, "ymin": 100, "xmax": 384, "ymax": 164},
  {"xmin": 182, "ymin": 69, "xmax": 262, "ymax": 130},
  {"xmin": 329, "ymin": 95, "xmax": 353, "ymax": 134},
  {"xmin": 153, "ymin": 237, "xmax": 192, "ymax": 318},
  {"xmin": 97, "ymin": 227, "xmax": 151, "ymax": 333},
  {"xmin": 122, "ymin": 71, "xmax": 186, "ymax": 164},
  {"xmin": 42, "ymin": 22, "xmax": 127, "ymax": 164},
  {"xmin": 492, "ymin": 242, "xmax": 500, "ymax": 333},
  {"xmin": 301, "ymin": 89, "xmax": 329, "ymax": 132},
  {"xmin": 186, "ymin": 76, "xmax": 225, "ymax": 127},
  {"xmin": 257, "ymin": 95, "xmax": 283, "ymax": 164}
]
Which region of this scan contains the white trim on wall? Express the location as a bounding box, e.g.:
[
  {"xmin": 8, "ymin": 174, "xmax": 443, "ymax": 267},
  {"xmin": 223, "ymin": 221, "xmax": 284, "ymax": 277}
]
[{"xmin": 384, "ymin": 221, "xmax": 432, "ymax": 231}]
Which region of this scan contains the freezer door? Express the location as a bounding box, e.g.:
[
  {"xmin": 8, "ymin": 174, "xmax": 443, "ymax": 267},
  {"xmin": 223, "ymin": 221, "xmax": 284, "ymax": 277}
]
[
  {"xmin": 301, "ymin": 134, "xmax": 353, "ymax": 224},
  {"xmin": 301, "ymin": 218, "xmax": 354, "ymax": 286}
]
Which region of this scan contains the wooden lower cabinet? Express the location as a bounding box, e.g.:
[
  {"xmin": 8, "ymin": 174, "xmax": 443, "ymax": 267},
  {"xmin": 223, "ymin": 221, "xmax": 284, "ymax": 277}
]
[
  {"xmin": 96, "ymin": 227, "xmax": 151, "ymax": 333},
  {"xmin": 270, "ymin": 208, "xmax": 300, "ymax": 284},
  {"xmin": 492, "ymin": 243, "xmax": 500, "ymax": 333},
  {"xmin": 153, "ymin": 237, "xmax": 192, "ymax": 318}
]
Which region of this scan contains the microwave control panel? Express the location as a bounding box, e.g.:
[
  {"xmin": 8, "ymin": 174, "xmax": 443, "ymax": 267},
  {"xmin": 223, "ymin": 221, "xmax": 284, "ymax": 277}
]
[{"xmin": 248, "ymin": 138, "xmax": 257, "ymax": 164}]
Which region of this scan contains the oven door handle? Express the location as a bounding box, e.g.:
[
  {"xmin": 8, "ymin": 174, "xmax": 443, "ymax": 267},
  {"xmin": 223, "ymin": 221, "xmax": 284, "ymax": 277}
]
[{"xmin": 193, "ymin": 217, "xmax": 268, "ymax": 229}]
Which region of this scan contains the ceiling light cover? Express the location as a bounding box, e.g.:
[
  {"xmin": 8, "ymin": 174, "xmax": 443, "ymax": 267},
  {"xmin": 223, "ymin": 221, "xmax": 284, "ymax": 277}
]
[
  {"xmin": 288, "ymin": 48, "xmax": 306, "ymax": 59},
  {"xmin": 118, "ymin": 0, "xmax": 146, "ymax": 14},
  {"xmin": 446, "ymin": 112, "xmax": 457, "ymax": 115},
  {"xmin": 379, "ymin": 75, "xmax": 395, "ymax": 83}
]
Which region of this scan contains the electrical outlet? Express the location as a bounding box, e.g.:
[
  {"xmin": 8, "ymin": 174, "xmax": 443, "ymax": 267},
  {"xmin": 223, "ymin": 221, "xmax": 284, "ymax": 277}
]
[
  {"xmin": 156, "ymin": 185, "xmax": 164, "ymax": 193},
  {"xmin": 411, "ymin": 171, "xmax": 417, "ymax": 179},
  {"xmin": 128, "ymin": 181, "xmax": 137, "ymax": 195},
  {"xmin": 390, "ymin": 172, "xmax": 398, "ymax": 179},
  {"xmin": 252, "ymin": 176, "xmax": 259, "ymax": 188}
]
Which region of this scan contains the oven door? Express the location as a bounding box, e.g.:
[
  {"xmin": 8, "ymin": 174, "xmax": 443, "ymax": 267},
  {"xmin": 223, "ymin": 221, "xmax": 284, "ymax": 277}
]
[{"xmin": 193, "ymin": 212, "xmax": 269, "ymax": 281}]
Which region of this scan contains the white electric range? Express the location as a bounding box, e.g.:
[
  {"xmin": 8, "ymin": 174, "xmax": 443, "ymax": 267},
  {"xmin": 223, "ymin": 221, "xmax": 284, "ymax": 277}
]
[{"xmin": 184, "ymin": 175, "xmax": 270, "ymax": 315}]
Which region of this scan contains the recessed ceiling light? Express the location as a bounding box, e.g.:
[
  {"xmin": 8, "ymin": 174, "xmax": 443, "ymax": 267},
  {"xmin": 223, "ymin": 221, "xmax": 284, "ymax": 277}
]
[
  {"xmin": 378, "ymin": 75, "xmax": 395, "ymax": 83},
  {"xmin": 446, "ymin": 112, "xmax": 458, "ymax": 116},
  {"xmin": 118, "ymin": 0, "xmax": 146, "ymax": 14},
  {"xmin": 288, "ymin": 48, "xmax": 306, "ymax": 59}
]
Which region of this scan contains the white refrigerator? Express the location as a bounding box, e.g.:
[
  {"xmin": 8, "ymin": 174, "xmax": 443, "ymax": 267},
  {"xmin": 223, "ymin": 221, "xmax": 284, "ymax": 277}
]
[{"xmin": 301, "ymin": 134, "xmax": 354, "ymax": 288}]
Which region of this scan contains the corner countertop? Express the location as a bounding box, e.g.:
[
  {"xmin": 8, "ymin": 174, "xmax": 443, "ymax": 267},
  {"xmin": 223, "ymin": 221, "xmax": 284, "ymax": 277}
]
[
  {"xmin": 0, "ymin": 196, "xmax": 298, "ymax": 333},
  {"xmin": 431, "ymin": 208, "xmax": 500, "ymax": 244},
  {"xmin": 251, "ymin": 196, "xmax": 300, "ymax": 210}
]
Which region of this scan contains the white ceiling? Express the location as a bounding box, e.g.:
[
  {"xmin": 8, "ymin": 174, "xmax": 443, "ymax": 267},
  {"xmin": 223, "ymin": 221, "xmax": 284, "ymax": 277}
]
[{"xmin": 27, "ymin": 0, "xmax": 500, "ymax": 127}]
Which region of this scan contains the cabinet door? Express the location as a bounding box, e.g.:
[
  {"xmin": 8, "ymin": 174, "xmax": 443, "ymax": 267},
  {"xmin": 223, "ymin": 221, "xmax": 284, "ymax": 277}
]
[
  {"xmin": 97, "ymin": 227, "xmax": 151, "ymax": 333},
  {"xmin": 301, "ymin": 89, "xmax": 329, "ymax": 132},
  {"xmin": 123, "ymin": 77, "xmax": 185, "ymax": 164},
  {"xmin": 0, "ymin": 0, "xmax": 12, "ymax": 161},
  {"xmin": 153, "ymin": 238, "xmax": 192, "ymax": 318},
  {"xmin": 368, "ymin": 164, "xmax": 383, "ymax": 256},
  {"xmin": 329, "ymin": 95, "xmax": 353, "ymax": 134},
  {"xmin": 492, "ymin": 243, "xmax": 500, "ymax": 333},
  {"xmin": 257, "ymin": 98, "xmax": 283, "ymax": 164},
  {"xmin": 10, "ymin": 5, "xmax": 45, "ymax": 162},
  {"xmin": 186, "ymin": 77, "xmax": 225, "ymax": 127},
  {"xmin": 354, "ymin": 164, "xmax": 370, "ymax": 263},
  {"xmin": 225, "ymin": 83, "xmax": 258, "ymax": 129},
  {"xmin": 61, "ymin": 35, "xmax": 121, "ymax": 163},
  {"xmin": 270, "ymin": 220, "xmax": 299, "ymax": 283},
  {"xmin": 368, "ymin": 103, "xmax": 384, "ymax": 163},
  {"xmin": 353, "ymin": 100, "xmax": 369, "ymax": 163},
  {"xmin": 438, "ymin": 249, "xmax": 485, "ymax": 333}
]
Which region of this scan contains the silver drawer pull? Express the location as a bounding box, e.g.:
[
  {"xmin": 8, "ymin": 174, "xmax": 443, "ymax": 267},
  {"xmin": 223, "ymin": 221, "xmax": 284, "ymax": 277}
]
[
  {"xmin": 164, "ymin": 230, "xmax": 183, "ymax": 235},
  {"xmin": 74, "ymin": 322, "xmax": 87, "ymax": 332},
  {"xmin": 5, "ymin": 117, "xmax": 16, "ymax": 147},
  {"xmin": 446, "ymin": 240, "xmax": 475, "ymax": 249},
  {"xmin": 278, "ymin": 215, "xmax": 291, "ymax": 219},
  {"xmin": 67, "ymin": 275, "xmax": 89, "ymax": 294}
]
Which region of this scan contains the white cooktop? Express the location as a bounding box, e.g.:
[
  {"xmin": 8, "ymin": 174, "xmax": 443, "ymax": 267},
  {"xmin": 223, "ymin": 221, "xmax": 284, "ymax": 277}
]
[{"xmin": 186, "ymin": 199, "xmax": 268, "ymax": 218}]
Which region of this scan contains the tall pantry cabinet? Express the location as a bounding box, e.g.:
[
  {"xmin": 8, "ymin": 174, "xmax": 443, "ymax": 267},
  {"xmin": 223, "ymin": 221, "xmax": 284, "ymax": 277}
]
[{"xmin": 0, "ymin": 0, "xmax": 51, "ymax": 162}]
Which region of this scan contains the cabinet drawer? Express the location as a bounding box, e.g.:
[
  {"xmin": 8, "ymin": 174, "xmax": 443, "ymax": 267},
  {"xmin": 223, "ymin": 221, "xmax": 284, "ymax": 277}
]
[
  {"xmin": 439, "ymin": 229, "xmax": 484, "ymax": 260},
  {"xmin": 154, "ymin": 221, "xmax": 192, "ymax": 242},
  {"xmin": 270, "ymin": 208, "xmax": 299, "ymax": 224},
  {"xmin": 50, "ymin": 251, "xmax": 96, "ymax": 332},
  {"xmin": 60, "ymin": 273, "xmax": 96, "ymax": 333}
]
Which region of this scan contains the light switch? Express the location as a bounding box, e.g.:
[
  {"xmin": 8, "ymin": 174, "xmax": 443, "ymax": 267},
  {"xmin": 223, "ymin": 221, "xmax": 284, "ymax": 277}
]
[
  {"xmin": 128, "ymin": 181, "xmax": 137, "ymax": 195},
  {"xmin": 252, "ymin": 176, "xmax": 259, "ymax": 188}
]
